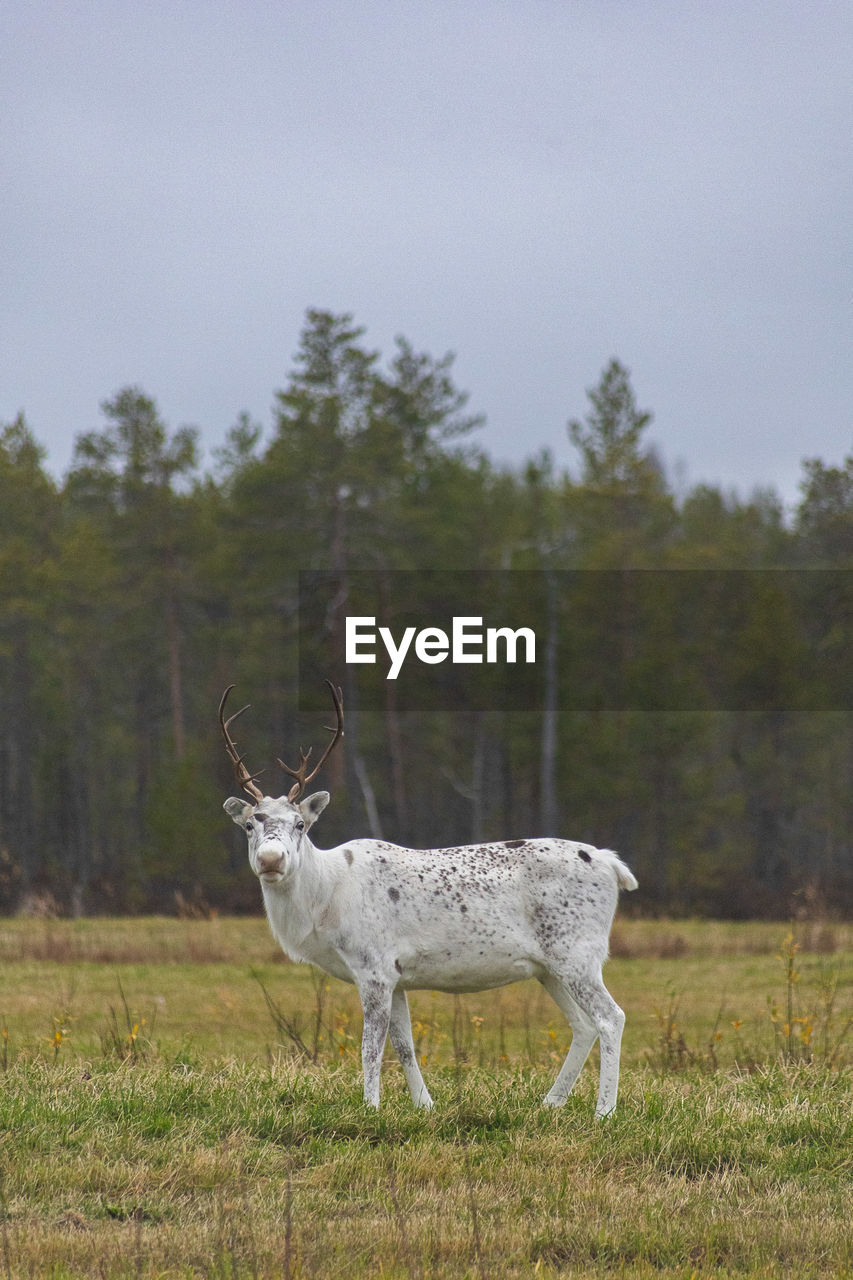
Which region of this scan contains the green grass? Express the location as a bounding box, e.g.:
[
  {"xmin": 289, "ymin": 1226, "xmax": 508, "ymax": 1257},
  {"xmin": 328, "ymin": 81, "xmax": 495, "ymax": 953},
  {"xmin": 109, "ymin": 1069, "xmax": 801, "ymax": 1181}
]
[{"xmin": 0, "ymin": 917, "xmax": 850, "ymax": 1278}]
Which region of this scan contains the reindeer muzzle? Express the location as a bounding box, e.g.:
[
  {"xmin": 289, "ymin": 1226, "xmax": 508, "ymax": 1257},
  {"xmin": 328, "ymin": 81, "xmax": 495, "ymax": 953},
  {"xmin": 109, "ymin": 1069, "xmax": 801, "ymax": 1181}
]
[{"xmin": 256, "ymin": 848, "xmax": 285, "ymax": 877}]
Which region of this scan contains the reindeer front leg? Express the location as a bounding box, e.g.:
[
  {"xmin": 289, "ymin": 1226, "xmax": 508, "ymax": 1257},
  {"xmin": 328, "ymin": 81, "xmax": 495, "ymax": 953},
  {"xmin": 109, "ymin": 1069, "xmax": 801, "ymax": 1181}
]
[
  {"xmin": 389, "ymin": 988, "xmax": 434, "ymax": 1109},
  {"xmin": 358, "ymin": 979, "xmax": 393, "ymax": 1107}
]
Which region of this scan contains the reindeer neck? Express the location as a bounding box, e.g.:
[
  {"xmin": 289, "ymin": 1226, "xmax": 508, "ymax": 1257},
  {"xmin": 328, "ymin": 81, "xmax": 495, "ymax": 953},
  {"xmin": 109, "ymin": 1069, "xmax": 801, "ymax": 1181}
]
[{"xmin": 259, "ymin": 835, "xmax": 334, "ymax": 953}]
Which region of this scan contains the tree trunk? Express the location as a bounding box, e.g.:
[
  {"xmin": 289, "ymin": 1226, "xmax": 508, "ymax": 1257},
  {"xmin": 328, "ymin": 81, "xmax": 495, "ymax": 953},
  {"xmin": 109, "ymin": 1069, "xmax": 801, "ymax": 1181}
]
[
  {"xmin": 353, "ymin": 754, "xmax": 384, "ymax": 838},
  {"xmin": 385, "ymin": 679, "xmax": 408, "ymax": 835},
  {"xmin": 540, "ymin": 568, "xmax": 559, "ymax": 835},
  {"xmin": 164, "ymin": 584, "xmax": 185, "ymax": 760}
]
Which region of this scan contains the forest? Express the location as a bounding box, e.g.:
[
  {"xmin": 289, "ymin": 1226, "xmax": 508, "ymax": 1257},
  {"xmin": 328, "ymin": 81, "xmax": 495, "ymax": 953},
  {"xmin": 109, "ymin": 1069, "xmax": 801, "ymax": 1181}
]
[{"xmin": 1, "ymin": 309, "xmax": 852, "ymax": 918}]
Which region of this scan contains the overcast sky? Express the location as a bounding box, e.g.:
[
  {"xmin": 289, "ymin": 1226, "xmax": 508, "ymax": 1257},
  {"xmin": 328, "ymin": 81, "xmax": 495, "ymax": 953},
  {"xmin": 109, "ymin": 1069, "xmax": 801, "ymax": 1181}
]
[{"xmin": 2, "ymin": 1, "xmax": 851, "ymax": 507}]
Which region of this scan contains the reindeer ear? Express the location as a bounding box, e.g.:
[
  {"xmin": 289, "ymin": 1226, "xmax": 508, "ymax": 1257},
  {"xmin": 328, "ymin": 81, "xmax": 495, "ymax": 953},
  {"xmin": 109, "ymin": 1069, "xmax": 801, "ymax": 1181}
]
[
  {"xmin": 299, "ymin": 791, "xmax": 330, "ymax": 828},
  {"xmin": 224, "ymin": 797, "xmax": 253, "ymax": 825}
]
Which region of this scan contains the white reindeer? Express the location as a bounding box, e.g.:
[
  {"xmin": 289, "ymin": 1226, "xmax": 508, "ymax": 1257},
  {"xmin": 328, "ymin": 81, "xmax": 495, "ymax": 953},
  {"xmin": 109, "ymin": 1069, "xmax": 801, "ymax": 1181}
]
[{"xmin": 220, "ymin": 683, "xmax": 637, "ymax": 1116}]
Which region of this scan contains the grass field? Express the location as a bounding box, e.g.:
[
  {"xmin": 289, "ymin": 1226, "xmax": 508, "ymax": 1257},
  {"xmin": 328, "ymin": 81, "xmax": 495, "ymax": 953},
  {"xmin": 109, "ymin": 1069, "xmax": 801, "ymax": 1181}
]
[{"xmin": 0, "ymin": 916, "xmax": 851, "ymax": 1278}]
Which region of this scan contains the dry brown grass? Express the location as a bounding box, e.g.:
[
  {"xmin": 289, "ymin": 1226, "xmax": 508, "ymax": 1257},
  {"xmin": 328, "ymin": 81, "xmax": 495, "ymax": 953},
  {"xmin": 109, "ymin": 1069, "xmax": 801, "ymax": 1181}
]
[{"xmin": 2, "ymin": 914, "xmax": 850, "ymax": 968}]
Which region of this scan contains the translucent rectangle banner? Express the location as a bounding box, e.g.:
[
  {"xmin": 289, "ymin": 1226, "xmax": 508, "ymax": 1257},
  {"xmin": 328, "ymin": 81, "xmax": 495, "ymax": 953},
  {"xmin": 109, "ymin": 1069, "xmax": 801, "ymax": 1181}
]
[{"xmin": 297, "ymin": 569, "xmax": 853, "ymax": 713}]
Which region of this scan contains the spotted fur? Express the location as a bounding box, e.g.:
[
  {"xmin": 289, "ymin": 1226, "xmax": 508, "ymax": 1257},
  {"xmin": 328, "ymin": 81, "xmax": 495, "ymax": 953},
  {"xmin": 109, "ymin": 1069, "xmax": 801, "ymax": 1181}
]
[{"xmin": 224, "ymin": 790, "xmax": 637, "ymax": 1116}]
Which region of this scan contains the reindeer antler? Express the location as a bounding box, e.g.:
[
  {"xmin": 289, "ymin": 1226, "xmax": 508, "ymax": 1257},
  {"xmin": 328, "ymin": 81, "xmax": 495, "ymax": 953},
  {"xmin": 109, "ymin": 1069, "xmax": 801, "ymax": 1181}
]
[
  {"xmin": 218, "ymin": 686, "xmax": 265, "ymax": 804},
  {"xmin": 278, "ymin": 680, "xmax": 344, "ymax": 801}
]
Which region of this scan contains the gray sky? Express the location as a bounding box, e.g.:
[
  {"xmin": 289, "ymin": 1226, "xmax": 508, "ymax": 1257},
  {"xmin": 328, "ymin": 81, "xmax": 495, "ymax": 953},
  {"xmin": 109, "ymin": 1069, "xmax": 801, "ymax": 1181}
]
[{"xmin": 2, "ymin": 0, "xmax": 851, "ymax": 507}]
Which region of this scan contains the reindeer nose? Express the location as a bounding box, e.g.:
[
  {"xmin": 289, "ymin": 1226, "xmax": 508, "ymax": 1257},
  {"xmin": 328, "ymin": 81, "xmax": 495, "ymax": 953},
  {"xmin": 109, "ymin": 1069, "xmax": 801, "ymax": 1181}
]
[{"xmin": 257, "ymin": 848, "xmax": 284, "ymax": 874}]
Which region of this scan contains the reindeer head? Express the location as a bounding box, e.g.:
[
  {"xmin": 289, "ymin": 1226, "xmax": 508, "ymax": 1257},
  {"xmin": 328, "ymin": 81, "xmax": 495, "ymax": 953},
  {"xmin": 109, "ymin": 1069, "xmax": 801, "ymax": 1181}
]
[{"xmin": 219, "ymin": 682, "xmax": 343, "ymax": 883}]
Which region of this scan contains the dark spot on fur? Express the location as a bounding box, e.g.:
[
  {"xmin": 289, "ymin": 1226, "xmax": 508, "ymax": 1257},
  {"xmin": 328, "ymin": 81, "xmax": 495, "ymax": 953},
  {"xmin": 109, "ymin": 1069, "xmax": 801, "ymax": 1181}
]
[
  {"xmin": 460, "ymin": 904, "xmax": 467, "ymax": 913},
  {"xmin": 504, "ymin": 839, "xmax": 526, "ymax": 850},
  {"xmin": 388, "ymin": 886, "xmax": 400, "ymax": 903},
  {"xmin": 578, "ymin": 849, "xmax": 592, "ymax": 863},
  {"xmin": 394, "ymin": 958, "xmax": 402, "ymax": 974},
  {"xmin": 343, "ymin": 848, "xmax": 354, "ymax": 866}
]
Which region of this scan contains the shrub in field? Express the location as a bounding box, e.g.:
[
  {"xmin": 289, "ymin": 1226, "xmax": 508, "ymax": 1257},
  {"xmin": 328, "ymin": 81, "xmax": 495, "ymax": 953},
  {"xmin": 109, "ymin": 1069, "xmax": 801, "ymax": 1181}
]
[
  {"xmin": 99, "ymin": 980, "xmax": 157, "ymax": 1063},
  {"xmin": 648, "ymin": 928, "xmax": 851, "ymax": 1075}
]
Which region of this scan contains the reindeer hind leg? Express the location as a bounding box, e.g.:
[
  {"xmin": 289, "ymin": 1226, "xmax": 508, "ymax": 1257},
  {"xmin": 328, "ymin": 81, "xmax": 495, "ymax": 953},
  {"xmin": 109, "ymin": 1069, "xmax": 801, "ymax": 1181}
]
[{"xmin": 541, "ymin": 967, "xmax": 626, "ymax": 1116}]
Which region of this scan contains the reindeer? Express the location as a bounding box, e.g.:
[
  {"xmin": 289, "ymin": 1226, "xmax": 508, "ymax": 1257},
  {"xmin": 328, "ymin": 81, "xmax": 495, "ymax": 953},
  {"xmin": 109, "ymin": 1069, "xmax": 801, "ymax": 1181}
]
[{"xmin": 220, "ymin": 683, "xmax": 637, "ymax": 1115}]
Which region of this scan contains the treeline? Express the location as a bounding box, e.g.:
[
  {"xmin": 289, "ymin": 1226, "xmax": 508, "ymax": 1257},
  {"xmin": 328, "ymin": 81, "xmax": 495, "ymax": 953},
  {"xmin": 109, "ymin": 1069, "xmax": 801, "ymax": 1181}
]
[{"xmin": 1, "ymin": 309, "xmax": 852, "ymax": 917}]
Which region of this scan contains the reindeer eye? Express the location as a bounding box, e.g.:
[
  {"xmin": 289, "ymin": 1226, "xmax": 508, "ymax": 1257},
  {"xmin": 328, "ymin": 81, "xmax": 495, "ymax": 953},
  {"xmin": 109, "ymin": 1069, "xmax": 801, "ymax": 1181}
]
[
  {"xmin": 245, "ymin": 823, "xmax": 254, "ymax": 833},
  {"xmin": 296, "ymin": 820, "xmax": 305, "ymax": 832}
]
